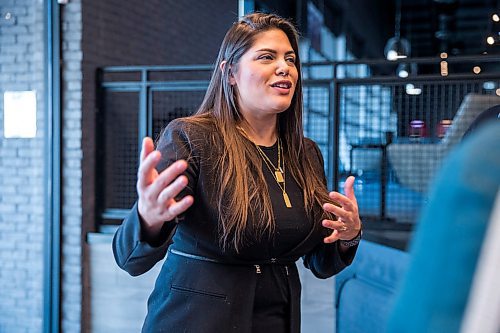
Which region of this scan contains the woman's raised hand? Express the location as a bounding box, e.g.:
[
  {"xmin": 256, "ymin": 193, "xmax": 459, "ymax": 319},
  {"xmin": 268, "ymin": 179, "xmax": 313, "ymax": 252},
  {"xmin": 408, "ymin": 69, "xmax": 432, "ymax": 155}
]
[
  {"xmin": 321, "ymin": 176, "xmax": 362, "ymax": 243},
  {"xmin": 137, "ymin": 137, "xmax": 194, "ymax": 237}
]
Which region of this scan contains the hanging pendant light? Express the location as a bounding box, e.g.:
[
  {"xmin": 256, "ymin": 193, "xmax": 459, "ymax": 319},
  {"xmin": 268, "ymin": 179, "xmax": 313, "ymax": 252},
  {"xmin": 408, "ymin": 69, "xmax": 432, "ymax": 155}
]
[
  {"xmin": 397, "ymin": 62, "xmax": 418, "ymax": 78},
  {"xmin": 384, "ymin": 0, "xmax": 411, "ymax": 60}
]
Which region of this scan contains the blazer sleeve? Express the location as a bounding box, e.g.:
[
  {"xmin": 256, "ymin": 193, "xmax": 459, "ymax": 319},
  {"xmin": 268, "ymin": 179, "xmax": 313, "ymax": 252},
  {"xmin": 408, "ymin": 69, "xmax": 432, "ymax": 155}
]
[
  {"xmin": 112, "ymin": 119, "xmax": 199, "ymax": 276},
  {"xmin": 303, "ymin": 241, "xmax": 357, "ymax": 279},
  {"xmin": 301, "ymin": 140, "xmax": 358, "ymax": 279},
  {"xmin": 112, "ymin": 202, "xmax": 177, "ymax": 276}
]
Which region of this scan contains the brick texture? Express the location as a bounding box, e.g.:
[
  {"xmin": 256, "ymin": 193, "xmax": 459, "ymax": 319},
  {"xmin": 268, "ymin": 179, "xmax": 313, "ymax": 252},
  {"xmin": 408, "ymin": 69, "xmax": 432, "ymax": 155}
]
[
  {"xmin": 60, "ymin": 1, "xmax": 84, "ymax": 332},
  {"xmin": 0, "ymin": 1, "xmax": 45, "ymax": 332}
]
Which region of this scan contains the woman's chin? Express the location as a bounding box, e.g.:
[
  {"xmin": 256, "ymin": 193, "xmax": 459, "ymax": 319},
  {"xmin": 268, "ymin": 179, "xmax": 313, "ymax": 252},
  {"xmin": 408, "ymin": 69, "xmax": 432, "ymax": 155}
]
[{"xmin": 271, "ymin": 102, "xmax": 293, "ymax": 113}]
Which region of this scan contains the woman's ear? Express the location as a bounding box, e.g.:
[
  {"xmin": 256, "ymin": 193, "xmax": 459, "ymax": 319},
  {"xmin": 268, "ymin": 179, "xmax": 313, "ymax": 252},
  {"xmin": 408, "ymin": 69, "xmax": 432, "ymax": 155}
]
[{"xmin": 220, "ymin": 60, "xmax": 236, "ymax": 85}]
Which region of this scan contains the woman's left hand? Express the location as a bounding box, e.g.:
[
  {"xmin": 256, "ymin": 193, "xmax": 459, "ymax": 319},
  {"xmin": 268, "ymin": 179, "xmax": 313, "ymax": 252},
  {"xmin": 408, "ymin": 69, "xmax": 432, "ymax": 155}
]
[{"xmin": 322, "ymin": 176, "xmax": 362, "ymax": 243}]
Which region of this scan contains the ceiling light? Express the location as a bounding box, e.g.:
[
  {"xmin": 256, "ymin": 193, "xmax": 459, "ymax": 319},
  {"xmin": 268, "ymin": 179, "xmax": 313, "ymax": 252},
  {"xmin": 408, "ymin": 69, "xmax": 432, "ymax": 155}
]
[
  {"xmin": 440, "ymin": 61, "xmax": 448, "ymax": 76},
  {"xmin": 397, "ymin": 65, "xmax": 409, "ymax": 78},
  {"xmin": 397, "ymin": 62, "xmax": 417, "ymax": 78},
  {"xmin": 483, "ymin": 82, "xmax": 496, "ymax": 90},
  {"xmin": 493, "ymin": 14, "xmax": 499, "ymax": 22},
  {"xmin": 473, "ymin": 66, "xmax": 481, "ymax": 74},
  {"xmin": 384, "ymin": 0, "xmax": 411, "ymax": 60},
  {"xmin": 385, "ymin": 37, "xmax": 411, "ymax": 60},
  {"xmin": 406, "ymin": 83, "xmax": 422, "ymax": 95},
  {"xmin": 486, "ymin": 32, "xmax": 500, "ymax": 46}
]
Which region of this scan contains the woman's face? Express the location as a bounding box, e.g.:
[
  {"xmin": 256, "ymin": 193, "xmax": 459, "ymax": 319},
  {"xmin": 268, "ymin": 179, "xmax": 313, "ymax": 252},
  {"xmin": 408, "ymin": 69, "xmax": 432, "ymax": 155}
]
[{"xmin": 230, "ymin": 29, "xmax": 299, "ymax": 121}]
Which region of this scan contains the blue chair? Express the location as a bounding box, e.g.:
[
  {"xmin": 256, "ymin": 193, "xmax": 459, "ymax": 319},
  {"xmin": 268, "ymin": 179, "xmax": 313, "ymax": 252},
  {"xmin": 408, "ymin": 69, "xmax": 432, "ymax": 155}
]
[
  {"xmin": 335, "ymin": 241, "xmax": 409, "ymax": 333},
  {"xmin": 463, "ymin": 104, "xmax": 500, "ymax": 138},
  {"xmin": 386, "ymin": 122, "xmax": 500, "ymax": 333}
]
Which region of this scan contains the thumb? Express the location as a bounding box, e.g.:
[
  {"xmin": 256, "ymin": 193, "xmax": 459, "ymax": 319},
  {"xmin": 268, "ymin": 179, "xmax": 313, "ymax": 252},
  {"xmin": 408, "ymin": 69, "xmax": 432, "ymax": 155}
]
[{"xmin": 324, "ymin": 229, "xmax": 342, "ymax": 244}]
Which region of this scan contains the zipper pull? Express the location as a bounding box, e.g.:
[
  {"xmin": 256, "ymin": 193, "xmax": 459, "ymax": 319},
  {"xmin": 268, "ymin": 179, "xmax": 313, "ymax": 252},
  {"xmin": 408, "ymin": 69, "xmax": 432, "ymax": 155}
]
[
  {"xmin": 285, "ymin": 266, "xmax": 289, "ymax": 276},
  {"xmin": 254, "ymin": 265, "xmax": 261, "ymax": 274}
]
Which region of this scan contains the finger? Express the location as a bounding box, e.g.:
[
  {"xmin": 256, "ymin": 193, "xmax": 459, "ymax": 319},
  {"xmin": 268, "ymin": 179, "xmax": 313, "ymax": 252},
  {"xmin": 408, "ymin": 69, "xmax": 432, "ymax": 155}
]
[
  {"xmin": 323, "ymin": 202, "xmax": 351, "ymax": 220},
  {"xmin": 149, "ymin": 160, "xmax": 189, "ymax": 199},
  {"xmin": 157, "ymin": 175, "xmax": 189, "ymax": 205},
  {"xmin": 322, "ymin": 219, "xmax": 345, "ymax": 231},
  {"xmin": 137, "ymin": 150, "xmax": 161, "ymax": 191},
  {"xmin": 140, "ymin": 137, "xmax": 155, "ymax": 163},
  {"xmin": 324, "ymin": 229, "xmax": 341, "ymax": 243},
  {"xmin": 162, "ymin": 195, "xmax": 194, "ymax": 221},
  {"xmin": 327, "ymin": 192, "xmax": 354, "ymax": 211},
  {"xmin": 343, "ymin": 176, "xmax": 358, "ymax": 204}
]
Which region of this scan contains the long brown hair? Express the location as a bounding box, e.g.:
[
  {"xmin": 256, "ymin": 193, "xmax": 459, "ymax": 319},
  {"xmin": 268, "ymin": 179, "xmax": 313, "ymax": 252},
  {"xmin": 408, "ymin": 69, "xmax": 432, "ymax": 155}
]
[{"xmin": 181, "ymin": 13, "xmax": 333, "ymax": 251}]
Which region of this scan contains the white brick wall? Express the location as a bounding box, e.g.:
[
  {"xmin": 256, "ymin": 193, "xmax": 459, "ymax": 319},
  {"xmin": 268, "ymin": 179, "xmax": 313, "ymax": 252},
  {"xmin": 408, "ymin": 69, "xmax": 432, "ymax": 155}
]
[
  {"xmin": 0, "ymin": 1, "xmax": 45, "ymax": 332},
  {"xmin": 61, "ymin": 0, "xmax": 84, "ymax": 332}
]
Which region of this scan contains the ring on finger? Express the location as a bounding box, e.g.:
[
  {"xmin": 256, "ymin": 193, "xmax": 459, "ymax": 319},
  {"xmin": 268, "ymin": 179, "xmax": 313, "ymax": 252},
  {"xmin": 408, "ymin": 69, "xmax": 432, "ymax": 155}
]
[{"xmin": 340, "ymin": 223, "xmax": 348, "ymax": 232}]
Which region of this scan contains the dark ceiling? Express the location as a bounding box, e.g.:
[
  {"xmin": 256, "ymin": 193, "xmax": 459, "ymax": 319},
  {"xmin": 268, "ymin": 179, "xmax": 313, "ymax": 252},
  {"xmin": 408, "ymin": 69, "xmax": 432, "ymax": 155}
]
[
  {"xmin": 254, "ymin": 0, "xmax": 499, "ymax": 58},
  {"xmin": 396, "ymin": 0, "xmax": 499, "ymax": 57}
]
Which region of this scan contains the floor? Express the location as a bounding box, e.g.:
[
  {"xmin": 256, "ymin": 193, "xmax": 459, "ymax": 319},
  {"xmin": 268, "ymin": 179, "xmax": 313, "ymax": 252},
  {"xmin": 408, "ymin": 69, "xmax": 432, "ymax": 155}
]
[{"xmin": 298, "ymin": 263, "xmax": 336, "ymax": 332}]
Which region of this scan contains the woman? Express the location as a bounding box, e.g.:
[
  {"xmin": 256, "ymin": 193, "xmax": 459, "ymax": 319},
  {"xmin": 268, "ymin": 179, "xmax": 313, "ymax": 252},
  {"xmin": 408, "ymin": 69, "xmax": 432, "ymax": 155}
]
[{"xmin": 113, "ymin": 12, "xmax": 362, "ymax": 332}]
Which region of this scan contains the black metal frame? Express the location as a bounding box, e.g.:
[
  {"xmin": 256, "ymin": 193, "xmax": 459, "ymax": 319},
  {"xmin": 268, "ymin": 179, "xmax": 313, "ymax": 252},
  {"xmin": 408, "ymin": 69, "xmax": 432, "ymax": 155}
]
[
  {"xmin": 96, "ymin": 56, "xmax": 500, "ymax": 228},
  {"xmin": 95, "ymin": 65, "xmax": 213, "ymax": 226}
]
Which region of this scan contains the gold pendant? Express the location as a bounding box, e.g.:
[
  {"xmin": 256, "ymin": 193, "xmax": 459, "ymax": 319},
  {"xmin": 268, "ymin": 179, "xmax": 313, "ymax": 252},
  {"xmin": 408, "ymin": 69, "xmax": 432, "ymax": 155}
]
[
  {"xmin": 275, "ymin": 170, "xmax": 284, "ymax": 183},
  {"xmin": 283, "ymin": 191, "xmax": 292, "ymax": 208}
]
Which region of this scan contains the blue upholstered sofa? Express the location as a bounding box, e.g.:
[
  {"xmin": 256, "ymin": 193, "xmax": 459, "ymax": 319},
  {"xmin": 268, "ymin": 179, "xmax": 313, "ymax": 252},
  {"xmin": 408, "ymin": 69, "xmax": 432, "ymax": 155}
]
[{"xmin": 335, "ymin": 241, "xmax": 409, "ymax": 333}]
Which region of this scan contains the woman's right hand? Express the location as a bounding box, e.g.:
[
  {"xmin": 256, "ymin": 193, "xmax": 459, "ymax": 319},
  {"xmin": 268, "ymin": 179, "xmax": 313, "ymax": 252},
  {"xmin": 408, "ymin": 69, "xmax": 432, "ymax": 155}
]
[{"xmin": 137, "ymin": 137, "xmax": 194, "ymax": 238}]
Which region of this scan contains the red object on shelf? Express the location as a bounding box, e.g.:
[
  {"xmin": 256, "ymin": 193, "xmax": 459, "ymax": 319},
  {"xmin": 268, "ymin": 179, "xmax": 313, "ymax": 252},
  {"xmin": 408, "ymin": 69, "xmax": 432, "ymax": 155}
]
[
  {"xmin": 437, "ymin": 119, "xmax": 452, "ymax": 138},
  {"xmin": 409, "ymin": 120, "xmax": 426, "ymax": 138}
]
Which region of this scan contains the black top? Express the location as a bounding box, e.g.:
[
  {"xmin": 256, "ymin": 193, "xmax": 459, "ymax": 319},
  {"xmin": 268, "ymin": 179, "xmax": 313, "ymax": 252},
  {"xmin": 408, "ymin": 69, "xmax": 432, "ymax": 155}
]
[
  {"xmin": 258, "ymin": 141, "xmax": 312, "ymax": 257},
  {"xmin": 253, "ymin": 142, "xmax": 312, "ymax": 332}
]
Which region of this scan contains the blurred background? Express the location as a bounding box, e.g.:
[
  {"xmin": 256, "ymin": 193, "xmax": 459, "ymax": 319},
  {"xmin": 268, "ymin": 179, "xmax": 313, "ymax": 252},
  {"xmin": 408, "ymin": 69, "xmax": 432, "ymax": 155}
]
[{"xmin": 0, "ymin": 0, "xmax": 499, "ymax": 332}]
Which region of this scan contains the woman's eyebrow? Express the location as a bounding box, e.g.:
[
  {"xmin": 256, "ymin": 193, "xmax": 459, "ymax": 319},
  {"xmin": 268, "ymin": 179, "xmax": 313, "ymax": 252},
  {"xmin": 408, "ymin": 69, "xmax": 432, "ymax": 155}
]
[{"xmin": 255, "ymin": 48, "xmax": 295, "ymax": 55}]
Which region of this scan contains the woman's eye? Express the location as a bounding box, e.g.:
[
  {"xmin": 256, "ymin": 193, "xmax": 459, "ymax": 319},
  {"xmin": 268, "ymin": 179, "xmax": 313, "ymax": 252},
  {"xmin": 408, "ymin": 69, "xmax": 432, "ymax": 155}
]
[
  {"xmin": 259, "ymin": 54, "xmax": 273, "ymax": 60},
  {"xmin": 286, "ymin": 57, "xmax": 296, "ymax": 64}
]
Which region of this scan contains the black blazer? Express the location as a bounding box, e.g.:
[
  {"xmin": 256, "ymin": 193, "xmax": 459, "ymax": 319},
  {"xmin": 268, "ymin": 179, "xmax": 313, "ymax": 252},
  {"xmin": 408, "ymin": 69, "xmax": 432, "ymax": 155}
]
[{"xmin": 113, "ymin": 117, "xmax": 357, "ymax": 332}]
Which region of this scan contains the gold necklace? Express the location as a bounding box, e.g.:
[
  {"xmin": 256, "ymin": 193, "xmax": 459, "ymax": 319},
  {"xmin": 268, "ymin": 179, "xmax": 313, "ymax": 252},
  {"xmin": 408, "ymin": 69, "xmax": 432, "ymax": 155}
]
[{"xmin": 237, "ymin": 127, "xmax": 292, "ymax": 208}]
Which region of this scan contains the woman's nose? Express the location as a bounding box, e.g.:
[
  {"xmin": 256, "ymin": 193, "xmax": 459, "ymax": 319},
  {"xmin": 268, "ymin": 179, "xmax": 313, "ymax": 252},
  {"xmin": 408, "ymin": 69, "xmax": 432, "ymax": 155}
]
[{"xmin": 276, "ymin": 59, "xmax": 289, "ymax": 76}]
